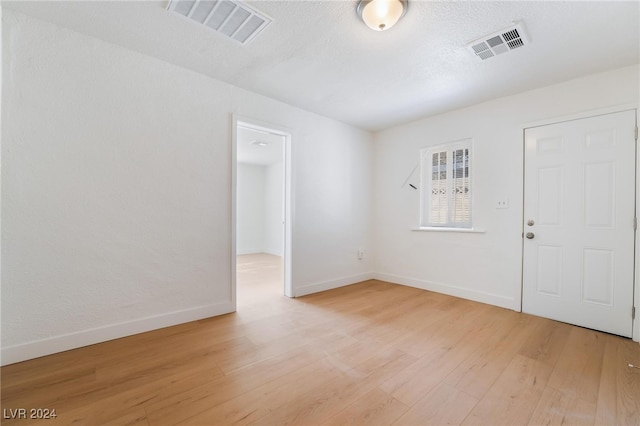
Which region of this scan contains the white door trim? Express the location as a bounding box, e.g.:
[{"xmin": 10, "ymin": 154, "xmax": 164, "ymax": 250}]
[
  {"xmin": 519, "ymin": 104, "xmax": 639, "ymax": 342},
  {"xmin": 231, "ymin": 114, "xmax": 294, "ymax": 308},
  {"xmin": 522, "ymin": 103, "xmax": 639, "ymax": 130}
]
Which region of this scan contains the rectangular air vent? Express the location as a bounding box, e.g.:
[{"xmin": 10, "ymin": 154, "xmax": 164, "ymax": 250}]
[
  {"xmin": 167, "ymin": 0, "xmax": 272, "ymax": 45},
  {"xmin": 466, "ymin": 22, "xmax": 529, "ymax": 61}
]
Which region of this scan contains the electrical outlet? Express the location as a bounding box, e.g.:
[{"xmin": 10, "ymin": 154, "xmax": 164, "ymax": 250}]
[
  {"xmin": 358, "ymin": 249, "xmax": 365, "ymax": 260},
  {"xmin": 496, "ymin": 198, "xmax": 509, "ymax": 209}
]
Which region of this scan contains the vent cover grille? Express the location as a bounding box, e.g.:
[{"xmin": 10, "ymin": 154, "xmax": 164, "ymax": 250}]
[
  {"xmin": 466, "ymin": 22, "xmax": 529, "ymax": 61},
  {"xmin": 167, "ymin": 0, "xmax": 272, "ymax": 45}
]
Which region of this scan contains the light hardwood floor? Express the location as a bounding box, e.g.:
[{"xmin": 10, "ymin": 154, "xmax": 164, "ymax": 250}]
[{"xmin": 1, "ymin": 253, "xmax": 639, "ymax": 425}]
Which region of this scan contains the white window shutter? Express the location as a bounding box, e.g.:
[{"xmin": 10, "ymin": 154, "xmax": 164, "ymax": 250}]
[{"xmin": 420, "ymin": 140, "xmax": 472, "ymax": 228}]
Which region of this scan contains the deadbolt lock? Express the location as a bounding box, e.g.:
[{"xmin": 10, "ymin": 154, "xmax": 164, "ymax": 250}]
[{"xmin": 527, "ymin": 220, "xmax": 535, "ymax": 226}]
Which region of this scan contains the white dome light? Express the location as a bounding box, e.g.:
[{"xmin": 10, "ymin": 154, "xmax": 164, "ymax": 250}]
[{"xmin": 357, "ymin": 0, "xmax": 408, "ymax": 32}]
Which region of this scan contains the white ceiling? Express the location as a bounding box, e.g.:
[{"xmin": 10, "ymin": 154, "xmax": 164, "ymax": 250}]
[
  {"xmin": 5, "ymin": 1, "xmax": 639, "ymax": 131},
  {"xmin": 237, "ymin": 126, "xmax": 284, "ymax": 165}
]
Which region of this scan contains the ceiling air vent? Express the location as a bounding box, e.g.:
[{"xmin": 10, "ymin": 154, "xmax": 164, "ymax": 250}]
[
  {"xmin": 167, "ymin": 0, "xmax": 272, "ymax": 45},
  {"xmin": 466, "ymin": 21, "xmax": 529, "ymax": 61}
]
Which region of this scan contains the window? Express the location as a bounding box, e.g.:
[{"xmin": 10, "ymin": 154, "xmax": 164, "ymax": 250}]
[{"xmin": 420, "ymin": 139, "xmax": 472, "ymax": 228}]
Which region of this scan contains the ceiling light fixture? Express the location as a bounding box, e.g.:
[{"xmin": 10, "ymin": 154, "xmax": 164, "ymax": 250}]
[{"xmin": 356, "ymin": 0, "xmax": 408, "ymax": 32}]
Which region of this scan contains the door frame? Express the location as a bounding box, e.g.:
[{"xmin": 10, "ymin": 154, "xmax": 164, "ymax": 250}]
[
  {"xmin": 231, "ymin": 114, "xmax": 294, "ymax": 308},
  {"xmin": 519, "ymin": 103, "xmax": 639, "ymax": 342}
]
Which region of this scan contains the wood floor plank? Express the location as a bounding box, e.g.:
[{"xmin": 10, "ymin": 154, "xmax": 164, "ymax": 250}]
[
  {"xmin": 248, "ymin": 349, "xmax": 417, "ymax": 426},
  {"xmin": 379, "ymin": 304, "xmax": 508, "ymax": 406},
  {"xmin": 175, "ymin": 357, "xmax": 344, "ymax": 425},
  {"xmin": 595, "ymin": 334, "xmax": 621, "ymax": 425},
  {"xmin": 2, "ymin": 254, "xmax": 639, "ymax": 426},
  {"xmin": 528, "ymin": 386, "xmax": 596, "ymax": 425},
  {"xmin": 102, "ymin": 408, "xmax": 150, "ymax": 426},
  {"xmin": 444, "ymin": 309, "xmax": 537, "ymax": 400},
  {"xmin": 517, "ymin": 317, "xmax": 572, "ymax": 366},
  {"xmin": 1, "ymin": 366, "xmax": 97, "ymax": 408},
  {"xmin": 616, "ymin": 339, "xmax": 640, "ymax": 425},
  {"xmin": 462, "ymin": 354, "xmax": 553, "ymax": 425},
  {"xmin": 547, "ymin": 326, "xmax": 607, "ymax": 403},
  {"xmin": 96, "ymin": 334, "xmax": 253, "ymax": 381},
  {"xmin": 391, "ymin": 299, "xmax": 489, "ymax": 358},
  {"xmin": 393, "ymin": 383, "xmax": 478, "ymax": 425},
  {"xmin": 143, "ymin": 346, "xmax": 326, "ymax": 425},
  {"xmin": 321, "ymin": 388, "xmax": 410, "ymax": 426},
  {"xmin": 18, "ymin": 363, "xmax": 225, "ymax": 425}
]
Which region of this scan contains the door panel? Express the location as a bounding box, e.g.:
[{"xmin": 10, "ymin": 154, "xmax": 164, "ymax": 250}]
[
  {"xmin": 536, "ymin": 245, "xmax": 562, "ymax": 296},
  {"xmin": 582, "ymin": 248, "xmax": 613, "ymax": 306},
  {"xmin": 523, "ymin": 110, "xmax": 636, "ymax": 337},
  {"xmin": 537, "ymin": 167, "xmax": 563, "ymax": 225},
  {"xmin": 584, "ymin": 161, "xmax": 615, "ymax": 227}
]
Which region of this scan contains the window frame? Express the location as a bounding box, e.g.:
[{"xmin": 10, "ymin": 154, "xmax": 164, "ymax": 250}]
[{"xmin": 419, "ymin": 138, "xmax": 474, "ymax": 229}]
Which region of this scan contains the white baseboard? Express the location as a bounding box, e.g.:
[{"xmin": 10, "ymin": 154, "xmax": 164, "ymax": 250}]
[
  {"xmin": 264, "ymin": 248, "xmax": 284, "ymax": 257},
  {"xmin": 1, "ymin": 301, "xmax": 235, "ymax": 366},
  {"xmin": 237, "ymin": 249, "xmax": 283, "ymax": 256},
  {"xmin": 295, "ymin": 272, "xmax": 375, "ymax": 297},
  {"xmin": 236, "ymin": 248, "xmax": 264, "ymax": 255},
  {"xmin": 372, "ymin": 272, "xmax": 515, "ymax": 310}
]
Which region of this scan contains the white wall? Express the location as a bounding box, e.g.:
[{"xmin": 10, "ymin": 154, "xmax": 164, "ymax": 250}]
[
  {"xmin": 265, "ymin": 161, "xmax": 284, "ymax": 256},
  {"xmin": 373, "ymin": 66, "xmax": 639, "ymax": 327},
  {"xmin": 0, "ymin": 4, "xmax": 3, "ymax": 357},
  {"xmin": 1, "ymin": 10, "xmax": 374, "ymax": 365},
  {"xmin": 236, "ymin": 161, "xmax": 283, "ymax": 256},
  {"xmin": 236, "ymin": 163, "xmax": 266, "ymax": 255}
]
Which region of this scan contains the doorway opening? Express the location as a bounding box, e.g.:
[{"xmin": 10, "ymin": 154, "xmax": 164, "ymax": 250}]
[{"xmin": 232, "ymin": 117, "xmax": 293, "ymax": 310}]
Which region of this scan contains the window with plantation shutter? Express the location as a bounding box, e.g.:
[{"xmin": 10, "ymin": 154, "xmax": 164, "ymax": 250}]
[{"xmin": 420, "ymin": 139, "xmax": 473, "ymax": 228}]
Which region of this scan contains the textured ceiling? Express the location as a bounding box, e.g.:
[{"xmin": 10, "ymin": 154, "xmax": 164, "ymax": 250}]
[{"xmin": 5, "ymin": 1, "xmax": 639, "ymax": 131}]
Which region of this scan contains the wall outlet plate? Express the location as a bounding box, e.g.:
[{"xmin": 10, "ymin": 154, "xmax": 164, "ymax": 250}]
[{"xmin": 496, "ymin": 199, "xmax": 509, "ymax": 209}]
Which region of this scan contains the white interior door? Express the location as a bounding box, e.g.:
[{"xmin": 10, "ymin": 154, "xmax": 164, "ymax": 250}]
[{"xmin": 523, "ymin": 110, "xmax": 637, "ymax": 337}]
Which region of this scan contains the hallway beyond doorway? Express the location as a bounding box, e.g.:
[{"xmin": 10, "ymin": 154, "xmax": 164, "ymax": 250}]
[{"xmin": 237, "ymin": 253, "xmax": 284, "ymax": 309}]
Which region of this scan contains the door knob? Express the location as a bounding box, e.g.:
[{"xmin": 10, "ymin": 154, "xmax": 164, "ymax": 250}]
[{"xmin": 525, "ymin": 232, "xmax": 535, "ymax": 239}]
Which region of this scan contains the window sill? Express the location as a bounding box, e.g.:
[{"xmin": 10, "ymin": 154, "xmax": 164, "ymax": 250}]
[{"xmin": 412, "ymin": 227, "xmax": 486, "ymax": 234}]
